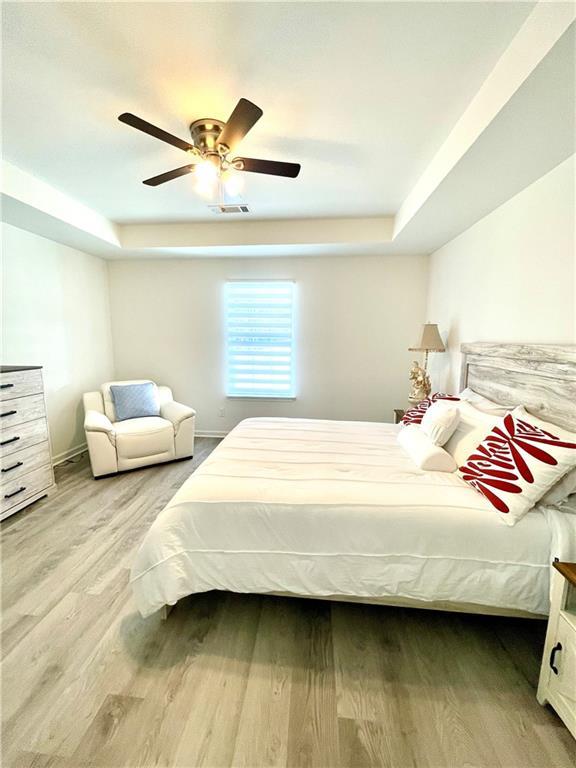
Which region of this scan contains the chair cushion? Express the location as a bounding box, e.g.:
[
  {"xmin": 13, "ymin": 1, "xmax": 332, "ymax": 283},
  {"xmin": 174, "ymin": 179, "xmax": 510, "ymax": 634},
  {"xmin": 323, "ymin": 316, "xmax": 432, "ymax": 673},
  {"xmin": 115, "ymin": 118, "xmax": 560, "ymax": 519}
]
[
  {"xmin": 110, "ymin": 382, "xmax": 160, "ymax": 421},
  {"xmin": 114, "ymin": 417, "xmax": 174, "ymax": 460}
]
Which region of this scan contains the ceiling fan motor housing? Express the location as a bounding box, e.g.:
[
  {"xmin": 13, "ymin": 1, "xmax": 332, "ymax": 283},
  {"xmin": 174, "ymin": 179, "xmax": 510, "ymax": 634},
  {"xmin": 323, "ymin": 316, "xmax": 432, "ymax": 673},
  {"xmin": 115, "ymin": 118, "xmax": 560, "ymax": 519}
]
[{"xmin": 189, "ymin": 119, "xmax": 226, "ymax": 155}]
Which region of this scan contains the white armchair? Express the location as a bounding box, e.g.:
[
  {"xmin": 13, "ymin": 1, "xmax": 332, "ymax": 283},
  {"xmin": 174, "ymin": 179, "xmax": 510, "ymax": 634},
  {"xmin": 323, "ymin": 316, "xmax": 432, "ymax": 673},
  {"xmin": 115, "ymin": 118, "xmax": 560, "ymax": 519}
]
[{"xmin": 83, "ymin": 380, "xmax": 196, "ymax": 478}]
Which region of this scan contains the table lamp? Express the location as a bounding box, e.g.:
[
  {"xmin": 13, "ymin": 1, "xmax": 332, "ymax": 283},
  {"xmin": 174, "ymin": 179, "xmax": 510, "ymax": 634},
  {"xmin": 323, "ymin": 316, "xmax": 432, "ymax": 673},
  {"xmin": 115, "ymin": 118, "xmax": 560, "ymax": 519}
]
[{"xmin": 408, "ymin": 323, "xmax": 445, "ymax": 402}]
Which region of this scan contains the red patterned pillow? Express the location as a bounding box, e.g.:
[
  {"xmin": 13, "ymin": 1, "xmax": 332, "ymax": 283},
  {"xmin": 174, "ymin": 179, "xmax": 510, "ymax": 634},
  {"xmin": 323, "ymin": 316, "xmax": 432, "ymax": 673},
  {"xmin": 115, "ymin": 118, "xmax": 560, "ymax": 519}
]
[
  {"xmin": 401, "ymin": 393, "xmax": 460, "ymax": 426},
  {"xmin": 458, "ymin": 406, "xmax": 576, "ymax": 525}
]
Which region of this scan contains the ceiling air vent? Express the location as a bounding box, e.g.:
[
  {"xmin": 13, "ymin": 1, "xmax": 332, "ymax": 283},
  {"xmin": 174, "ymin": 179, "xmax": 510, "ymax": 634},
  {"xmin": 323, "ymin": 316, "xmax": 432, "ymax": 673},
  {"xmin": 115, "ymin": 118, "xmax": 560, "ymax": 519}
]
[{"xmin": 208, "ymin": 204, "xmax": 250, "ymax": 214}]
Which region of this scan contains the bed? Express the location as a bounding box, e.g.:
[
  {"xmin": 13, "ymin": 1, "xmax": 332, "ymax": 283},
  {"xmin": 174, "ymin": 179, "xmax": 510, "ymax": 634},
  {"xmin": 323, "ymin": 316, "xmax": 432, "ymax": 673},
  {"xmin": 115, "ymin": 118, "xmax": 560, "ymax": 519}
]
[{"xmin": 131, "ymin": 343, "xmax": 576, "ymax": 619}]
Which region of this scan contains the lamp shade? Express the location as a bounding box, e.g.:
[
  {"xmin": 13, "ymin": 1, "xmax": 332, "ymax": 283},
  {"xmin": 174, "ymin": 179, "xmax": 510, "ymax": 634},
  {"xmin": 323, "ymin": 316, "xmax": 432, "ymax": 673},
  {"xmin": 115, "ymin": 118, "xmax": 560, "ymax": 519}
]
[{"xmin": 409, "ymin": 323, "xmax": 445, "ymax": 352}]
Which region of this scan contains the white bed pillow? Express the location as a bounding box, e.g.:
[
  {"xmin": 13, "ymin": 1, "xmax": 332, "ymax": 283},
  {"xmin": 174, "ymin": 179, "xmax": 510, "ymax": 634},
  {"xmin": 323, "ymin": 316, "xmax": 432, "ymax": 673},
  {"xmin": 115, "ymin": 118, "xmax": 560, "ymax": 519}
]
[
  {"xmin": 540, "ymin": 467, "xmax": 576, "ymax": 505},
  {"xmin": 444, "ymin": 401, "xmax": 501, "ymax": 466},
  {"xmin": 397, "ymin": 425, "xmax": 457, "ymax": 472},
  {"xmin": 454, "ymin": 397, "xmax": 576, "ymax": 507},
  {"xmin": 420, "ymin": 401, "xmax": 460, "ymax": 446},
  {"xmin": 459, "ymin": 388, "xmax": 510, "ymax": 416},
  {"xmin": 400, "ymin": 392, "xmax": 460, "ymax": 426},
  {"xmin": 458, "ymin": 406, "xmax": 576, "ymax": 525}
]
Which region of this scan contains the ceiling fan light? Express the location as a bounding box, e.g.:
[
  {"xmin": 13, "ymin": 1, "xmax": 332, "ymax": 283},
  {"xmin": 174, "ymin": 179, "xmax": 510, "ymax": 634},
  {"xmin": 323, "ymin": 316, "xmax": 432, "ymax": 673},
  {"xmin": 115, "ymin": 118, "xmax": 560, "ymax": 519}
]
[
  {"xmin": 195, "ymin": 159, "xmax": 219, "ymax": 183},
  {"xmin": 222, "ymin": 170, "xmax": 244, "ymax": 197},
  {"xmin": 195, "ymin": 178, "xmax": 217, "ymax": 199},
  {"xmin": 194, "ymin": 159, "xmax": 219, "ymax": 198}
]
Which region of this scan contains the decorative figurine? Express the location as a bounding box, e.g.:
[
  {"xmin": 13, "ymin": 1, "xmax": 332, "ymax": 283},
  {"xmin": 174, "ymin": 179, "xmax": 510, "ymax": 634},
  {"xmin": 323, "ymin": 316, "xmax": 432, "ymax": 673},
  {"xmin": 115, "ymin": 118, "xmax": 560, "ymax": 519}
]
[{"xmin": 408, "ymin": 359, "xmax": 431, "ymax": 403}]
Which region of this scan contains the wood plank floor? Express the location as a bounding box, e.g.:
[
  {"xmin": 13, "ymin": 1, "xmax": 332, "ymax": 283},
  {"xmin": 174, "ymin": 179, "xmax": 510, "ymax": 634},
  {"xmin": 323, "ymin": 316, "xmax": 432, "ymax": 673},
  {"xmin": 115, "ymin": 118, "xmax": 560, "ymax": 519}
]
[{"xmin": 2, "ymin": 438, "xmax": 575, "ymax": 768}]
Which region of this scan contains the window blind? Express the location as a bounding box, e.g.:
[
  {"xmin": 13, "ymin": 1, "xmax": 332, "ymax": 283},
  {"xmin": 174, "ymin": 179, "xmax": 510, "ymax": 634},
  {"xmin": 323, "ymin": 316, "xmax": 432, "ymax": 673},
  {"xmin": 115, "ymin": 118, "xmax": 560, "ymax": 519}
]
[{"xmin": 225, "ymin": 281, "xmax": 295, "ymax": 398}]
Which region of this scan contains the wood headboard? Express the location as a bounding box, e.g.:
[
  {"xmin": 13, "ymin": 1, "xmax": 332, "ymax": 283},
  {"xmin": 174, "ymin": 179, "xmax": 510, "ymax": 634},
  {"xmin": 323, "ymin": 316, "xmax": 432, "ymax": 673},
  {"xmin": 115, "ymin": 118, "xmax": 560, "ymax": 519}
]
[{"xmin": 459, "ymin": 343, "xmax": 576, "ymax": 431}]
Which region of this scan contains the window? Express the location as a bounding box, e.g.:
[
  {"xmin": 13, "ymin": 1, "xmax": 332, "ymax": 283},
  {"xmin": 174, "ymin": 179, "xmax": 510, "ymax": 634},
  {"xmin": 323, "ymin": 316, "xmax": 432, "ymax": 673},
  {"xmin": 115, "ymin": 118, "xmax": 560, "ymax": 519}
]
[{"xmin": 225, "ymin": 281, "xmax": 295, "ymax": 398}]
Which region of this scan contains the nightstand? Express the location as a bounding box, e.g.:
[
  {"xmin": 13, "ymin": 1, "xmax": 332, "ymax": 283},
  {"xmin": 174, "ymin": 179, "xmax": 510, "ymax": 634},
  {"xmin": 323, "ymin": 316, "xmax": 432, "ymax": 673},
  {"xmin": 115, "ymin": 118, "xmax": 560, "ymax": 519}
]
[
  {"xmin": 537, "ymin": 561, "xmax": 576, "ymax": 739},
  {"xmin": 393, "ymin": 409, "xmax": 405, "ymax": 424}
]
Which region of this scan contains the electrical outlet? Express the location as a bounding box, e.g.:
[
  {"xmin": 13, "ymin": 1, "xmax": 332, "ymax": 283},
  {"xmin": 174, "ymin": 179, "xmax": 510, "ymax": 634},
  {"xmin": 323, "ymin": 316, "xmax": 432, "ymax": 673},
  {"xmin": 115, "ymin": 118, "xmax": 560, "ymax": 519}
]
[{"xmin": 218, "ymin": 407, "xmax": 225, "ymax": 418}]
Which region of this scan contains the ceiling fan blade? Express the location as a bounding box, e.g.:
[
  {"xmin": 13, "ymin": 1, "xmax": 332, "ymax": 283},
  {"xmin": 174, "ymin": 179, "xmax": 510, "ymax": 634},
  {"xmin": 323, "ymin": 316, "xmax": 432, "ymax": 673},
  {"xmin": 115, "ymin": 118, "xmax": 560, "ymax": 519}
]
[
  {"xmin": 235, "ymin": 157, "xmax": 301, "ymax": 178},
  {"xmin": 119, "ymin": 113, "xmax": 194, "ymax": 153},
  {"xmin": 217, "ymin": 99, "xmax": 263, "ymax": 152},
  {"xmin": 142, "ymin": 164, "xmax": 195, "ymax": 186}
]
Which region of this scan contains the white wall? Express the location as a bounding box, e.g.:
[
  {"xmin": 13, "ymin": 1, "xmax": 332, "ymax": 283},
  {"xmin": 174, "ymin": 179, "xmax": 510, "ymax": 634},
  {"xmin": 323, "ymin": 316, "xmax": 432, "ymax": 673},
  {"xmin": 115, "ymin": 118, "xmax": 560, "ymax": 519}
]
[
  {"xmin": 1, "ymin": 223, "xmax": 115, "ymax": 460},
  {"xmin": 426, "ymin": 156, "xmax": 575, "ymax": 391},
  {"xmin": 3, "ymin": 153, "xmax": 572, "ymax": 456},
  {"xmin": 108, "ymin": 254, "xmax": 429, "ymax": 434}
]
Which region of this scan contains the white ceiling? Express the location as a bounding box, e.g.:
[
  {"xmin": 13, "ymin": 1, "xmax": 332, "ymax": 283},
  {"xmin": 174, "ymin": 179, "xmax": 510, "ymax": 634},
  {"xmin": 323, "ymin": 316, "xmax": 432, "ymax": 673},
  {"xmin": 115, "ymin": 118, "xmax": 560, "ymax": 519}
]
[
  {"xmin": 396, "ymin": 22, "xmax": 576, "ymax": 253},
  {"xmin": 2, "ymin": 1, "xmax": 535, "ymax": 223}
]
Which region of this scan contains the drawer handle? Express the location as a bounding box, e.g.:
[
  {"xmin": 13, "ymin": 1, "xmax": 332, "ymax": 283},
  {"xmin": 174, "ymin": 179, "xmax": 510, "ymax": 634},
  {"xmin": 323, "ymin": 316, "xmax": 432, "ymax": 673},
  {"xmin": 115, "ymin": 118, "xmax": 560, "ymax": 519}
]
[
  {"xmin": 549, "ymin": 642, "xmax": 562, "ymax": 675},
  {"xmin": 0, "ymin": 436, "xmax": 20, "ymax": 447},
  {"xmin": 1, "ymin": 410, "xmax": 17, "ymax": 418},
  {"xmin": 0, "ymin": 383, "xmax": 14, "ymax": 390},
  {"xmin": 2, "ymin": 461, "xmax": 23, "ymax": 474},
  {"xmin": 4, "ymin": 486, "xmax": 26, "ymax": 500}
]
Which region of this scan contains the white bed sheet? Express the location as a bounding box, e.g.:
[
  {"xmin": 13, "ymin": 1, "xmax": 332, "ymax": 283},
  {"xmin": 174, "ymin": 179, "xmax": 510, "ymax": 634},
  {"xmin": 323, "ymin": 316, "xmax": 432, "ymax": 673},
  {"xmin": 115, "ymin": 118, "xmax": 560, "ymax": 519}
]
[{"xmin": 131, "ymin": 418, "xmax": 576, "ymax": 617}]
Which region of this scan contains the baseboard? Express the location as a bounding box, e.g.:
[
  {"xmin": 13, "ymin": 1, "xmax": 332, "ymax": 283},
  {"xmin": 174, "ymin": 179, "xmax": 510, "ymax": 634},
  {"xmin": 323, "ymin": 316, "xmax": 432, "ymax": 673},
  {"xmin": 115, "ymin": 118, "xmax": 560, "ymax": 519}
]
[
  {"xmin": 52, "ymin": 442, "xmax": 88, "ymax": 466},
  {"xmin": 196, "ymin": 430, "xmax": 228, "ymax": 439}
]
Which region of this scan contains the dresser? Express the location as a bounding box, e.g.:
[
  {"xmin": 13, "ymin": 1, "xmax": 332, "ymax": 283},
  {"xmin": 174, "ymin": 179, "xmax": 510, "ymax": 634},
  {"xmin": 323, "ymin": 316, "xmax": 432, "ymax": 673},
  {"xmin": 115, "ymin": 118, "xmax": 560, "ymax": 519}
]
[{"xmin": 0, "ymin": 366, "xmax": 55, "ymax": 520}]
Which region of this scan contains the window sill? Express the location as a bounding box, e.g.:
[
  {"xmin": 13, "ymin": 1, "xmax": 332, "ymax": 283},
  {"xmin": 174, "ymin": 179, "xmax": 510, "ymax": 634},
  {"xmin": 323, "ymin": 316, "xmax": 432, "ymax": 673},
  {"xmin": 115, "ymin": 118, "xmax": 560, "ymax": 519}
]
[{"xmin": 226, "ymin": 396, "xmax": 296, "ymax": 402}]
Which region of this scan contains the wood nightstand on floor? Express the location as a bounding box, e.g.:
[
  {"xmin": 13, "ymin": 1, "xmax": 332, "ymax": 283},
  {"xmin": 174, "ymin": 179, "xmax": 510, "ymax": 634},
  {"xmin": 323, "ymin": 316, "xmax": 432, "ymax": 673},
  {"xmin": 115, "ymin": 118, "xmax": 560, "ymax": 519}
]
[
  {"xmin": 393, "ymin": 409, "xmax": 405, "ymax": 424},
  {"xmin": 537, "ymin": 561, "xmax": 576, "ymax": 739}
]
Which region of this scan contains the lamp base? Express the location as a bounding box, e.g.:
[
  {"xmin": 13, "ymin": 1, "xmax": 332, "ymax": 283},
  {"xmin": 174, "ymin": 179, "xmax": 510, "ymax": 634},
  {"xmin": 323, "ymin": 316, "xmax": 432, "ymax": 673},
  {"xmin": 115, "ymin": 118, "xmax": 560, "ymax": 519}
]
[{"xmin": 408, "ymin": 359, "xmax": 431, "ymax": 404}]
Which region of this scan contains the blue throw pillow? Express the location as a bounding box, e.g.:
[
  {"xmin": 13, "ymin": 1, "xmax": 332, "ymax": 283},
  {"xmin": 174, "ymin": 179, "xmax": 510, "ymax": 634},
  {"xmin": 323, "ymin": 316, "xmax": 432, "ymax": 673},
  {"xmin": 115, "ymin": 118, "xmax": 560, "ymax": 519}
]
[{"xmin": 110, "ymin": 382, "xmax": 160, "ymax": 421}]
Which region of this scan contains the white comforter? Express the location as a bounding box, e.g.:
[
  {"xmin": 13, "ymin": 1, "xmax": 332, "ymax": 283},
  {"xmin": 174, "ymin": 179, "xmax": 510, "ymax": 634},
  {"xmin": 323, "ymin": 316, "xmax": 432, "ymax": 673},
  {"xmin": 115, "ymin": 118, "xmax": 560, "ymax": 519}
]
[{"xmin": 131, "ymin": 418, "xmax": 576, "ymax": 617}]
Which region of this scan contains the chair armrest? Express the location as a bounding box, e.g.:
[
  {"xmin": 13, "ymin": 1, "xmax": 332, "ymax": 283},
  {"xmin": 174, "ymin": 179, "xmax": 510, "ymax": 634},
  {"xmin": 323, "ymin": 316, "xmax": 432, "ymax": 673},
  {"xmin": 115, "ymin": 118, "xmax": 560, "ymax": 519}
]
[
  {"xmin": 84, "ymin": 410, "xmax": 115, "ymax": 435},
  {"xmin": 161, "ymin": 401, "xmax": 196, "ymax": 430}
]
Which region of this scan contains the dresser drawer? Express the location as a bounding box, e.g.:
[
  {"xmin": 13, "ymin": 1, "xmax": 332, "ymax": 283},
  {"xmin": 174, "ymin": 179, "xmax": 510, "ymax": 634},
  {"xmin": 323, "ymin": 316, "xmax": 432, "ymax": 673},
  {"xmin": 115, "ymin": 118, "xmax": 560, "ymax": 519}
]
[
  {"xmin": 0, "ymin": 441, "xmax": 52, "ymax": 482},
  {"xmin": 0, "ymin": 418, "xmax": 49, "ymax": 457},
  {"xmin": 1, "ymin": 465, "xmax": 53, "ymax": 516},
  {"xmin": 0, "ymin": 369, "xmax": 43, "ymax": 402},
  {"xmin": 0, "ymin": 394, "xmax": 46, "ymax": 429}
]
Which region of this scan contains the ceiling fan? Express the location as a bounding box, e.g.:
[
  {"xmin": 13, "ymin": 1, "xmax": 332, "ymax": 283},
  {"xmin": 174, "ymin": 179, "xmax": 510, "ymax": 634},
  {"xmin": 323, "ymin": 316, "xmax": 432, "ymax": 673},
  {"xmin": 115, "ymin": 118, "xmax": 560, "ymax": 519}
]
[{"xmin": 118, "ymin": 98, "xmax": 301, "ymax": 196}]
